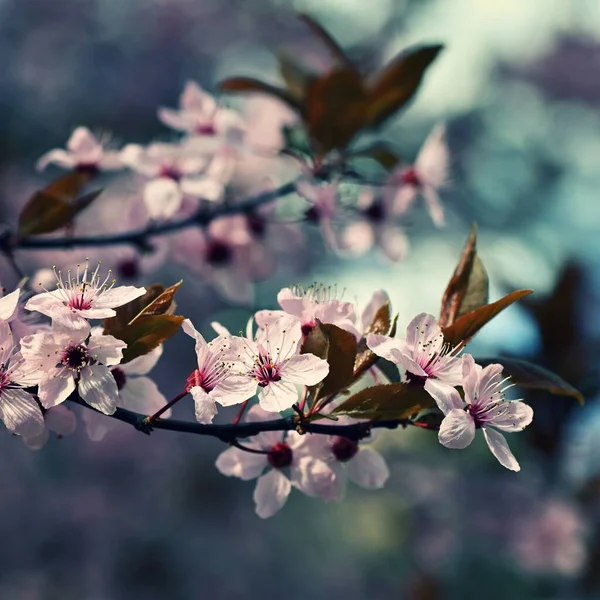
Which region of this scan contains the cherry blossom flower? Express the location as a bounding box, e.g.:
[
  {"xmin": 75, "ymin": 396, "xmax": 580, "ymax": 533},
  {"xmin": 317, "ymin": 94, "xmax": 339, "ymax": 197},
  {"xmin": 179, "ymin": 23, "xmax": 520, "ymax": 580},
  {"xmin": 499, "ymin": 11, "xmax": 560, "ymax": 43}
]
[
  {"xmin": 20, "ymin": 320, "xmax": 126, "ymax": 414},
  {"xmin": 367, "ymin": 313, "xmax": 462, "ymax": 397},
  {"xmin": 292, "ymin": 416, "xmax": 390, "ymax": 501},
  {"xmin": 36, "ymin": 127, "xmax": 123, "ymax": 172},
  {"xmin": 0, "ymin": 287, "xmax": 20, "ymax": 321},
  {"xmin": 357, "ymin": 289, "xmax": 390, "ymax": 334},
  {"xmin": 172, "ymin": 215, "xmax": 275, "ymax": 304},
  {"xmin": 158, "ymin": 80, "xmax": 246, "ymax": 144},
  {"xmin": 0, "ymin": 321, "xmax": 45, "ymax": 437},
  {"xmin": 428, "ymin": 354, "xmax": 533, "ymax": 471},
  {"xmin": 215, "ymin": 405, "xmax": 337, "ymax": 518},
  {"xmin": 22, "ymin": 405, "xmax": 77, "ymax": 450},
  {"xmin": 225, "ymin": 315, "xmax": 330, "ymax": 412},
  {"xmin": 25, "ymin": 261, "xmax": 146, "ymax": 329},
  {"xmin": 254, "ymin": 284, "xmax": 359, "ymax": 338},
  {"xmin": 341, "ymin": 189, "xmax": 408, "ymax": 262},
  {"xmin": 296, "ymin": 179, "xmax": 341, "ymax": 250},
  {"xmin": 385, "ymin": 124, "xmax": 449, "ymax": 226},
  {"xmin": 81, "ymin": 345, "xmax": 171, "ymax": 440},
  {"xmin": 182, "ymin": 320, "xmax": 256, "ymax": 423},
  {"xmin": 121, "ymin": 140, "xmax": 217, "ymax": 220}
]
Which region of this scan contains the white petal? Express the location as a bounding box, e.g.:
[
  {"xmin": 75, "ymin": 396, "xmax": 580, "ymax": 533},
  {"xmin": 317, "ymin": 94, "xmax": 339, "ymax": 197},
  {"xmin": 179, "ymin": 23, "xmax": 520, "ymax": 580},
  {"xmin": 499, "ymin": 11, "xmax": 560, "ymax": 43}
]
[
  {"xmin": 118, "ymin": 377, "xmax": 169, "ymax": 417},
  {"xmin": 38, "ymin": 370, "xmax": 76, "ymax": 408},
  {"xmin": 81, "ymin": 408, "xmax": 113, "ymax": 442},
  {"xmin": 78, "ymin": 365, "xmax": 118, "ymax": 415},
  {"xmin": 416, "ymin": 123, "xmax": 449, "ymax": 189},
  {"xmin": 366, "ymin": 334, "xmax": 408, "ymax": 365},
  {"xmin": 360, "ymin": 290, "xmax": 390, "ymax": 332},
  {"xmin": 93, "ymin": 286, "xmax": 146, "ymax": 309},
  {"xmin": 22, "ymin": 427, "xmax": 50, "ymax": 450},
  {"xmin": 282, "ymin": 354, "xmax": 329, "ymax": 386},
  {"xmin": 438, "ymin": 409, "xmax": 475, "ymax": 449},
  {"xmin": 143, "ymin": 178, "xmax": 183, "ymax": 220},
  {"xmin": 24, "ymin": 291, "xmax": 64, "ymax": 318},
  {"xmin": 190, "ymin": 386, "xmax": 218, "ymax": 424},
  {"xmin": 253, "ymin": 470, "xmax": 292, "ymax": 519},
  {"xmin": 211, "ymin": 375, "xmax": 257, "ymax": 407},
  {"xmin": 347, "ymin": 447, "xmax": 390, "ymax": 489},
  {"xmin": 482, "ymin": 426, "xmax": 520, "ymax": 471},
  {"xmin": 258, "ymin": 380, "xmax": 298, "ymax": 412},
  {"xmin": 87, "ymin": 334, "xmax": 127, "ymax": 366},
  {"xmin": 0, "ymin": 321, "xmax": 13, "ymax": 365},
  {"xmin": 0, "ymin": 388, "xmax": 44, "ymax": 437},
  {"xmin": 120, "ymin": 345, "xmax": 163, "ymax": 376},
  {"xmin": 405, "ymin": 313, "xmax": 443, "ymax": 354},
  {"xmin": 0, "ymin": 288, "xmax": 20, "ymax": 320},
  {"xmin": 216, "ymin": 446, "xmax": 267, "ymax": 480},
  {"xmin": 292, "ymin": 456, "xmax": 343, "ymax": 501},
  {"xmin": 36, "ymin": 149, "xmax": 75, "ymax": 171},
  {"xmin": 424, "ymin": 379, "xmax": 464, "ymax": 415},
  {"xmin": 489, "ymin": 401, "xmax": 534, "ymax": 432},
  {"xmin": 379, "ymin": 225, "xmax": 409, "ymax": 262},
  {"xmin": 45, "ymin": 405, "xmax": 77, "ymax": 435},
  {"xmin": 422, "ymin": 184, "xmax": 445, "ymax": 227},
  {"xmin": 180, "ymin": 177, "xmax": 225, "ymax": 202}
]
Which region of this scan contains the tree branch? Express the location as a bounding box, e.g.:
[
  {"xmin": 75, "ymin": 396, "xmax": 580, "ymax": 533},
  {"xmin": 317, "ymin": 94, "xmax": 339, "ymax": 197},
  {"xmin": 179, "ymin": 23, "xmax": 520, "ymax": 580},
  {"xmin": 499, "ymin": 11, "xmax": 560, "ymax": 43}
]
[{"xmin": 12, "ymin": 180, "xmax": 299, "ymax": 250}]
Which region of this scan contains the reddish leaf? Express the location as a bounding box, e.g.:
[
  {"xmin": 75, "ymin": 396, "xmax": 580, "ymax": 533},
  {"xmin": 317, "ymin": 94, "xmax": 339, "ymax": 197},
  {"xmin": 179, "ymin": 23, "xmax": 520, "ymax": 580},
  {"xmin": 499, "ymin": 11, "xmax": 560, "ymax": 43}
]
[
  {"xmin": 477, "ymin": 357, "xmax": 584, "ymax": 405},
  {"xmin": 439, "ymin": 224, "xmax": 489, "ymax": 327},
  {"xmin": 103, "ymin": 284, "xmax": 165, "ymax": 336},
  {"xmin": 367, "ymin": 45, "xmax": 444, "ymax": 127},
  {"xmin": 443, "ymin": 289, "xmax": 533, "ymax": 347},
  {"xmin": 305, "ymin": 68, "xmax": 368, "ymax": 152},
  {"xmin": 18, "ymin": 195, "xmax": 73, "ymax": 236},
  {"xmin": 277, "ymin": 51, "xmax": 317, "ymax": 101},
  {"xmin": 119, "ymin": 314, "xmax": 185, "ymax": 363},
  {"xmin": 41, "ymin": 171, "xmax": 91, "ymax": 202},
  {"xmin": 332, "ymin": 382, "xmax": 433, "ymax": 420},
  {"xmin": 130, "ymin": 280, "xmax": 182, "ymax": 321},
  {"xmin": 353, "ymin": 302, "xmax": 392, "ymax": 378},
  {"xmin": 297, "ymin": 13, "xmax": 354, "ymax": 68},
  {"xmin": 218, "ymin": 77, "xmax": 301, "ymax": 111}
]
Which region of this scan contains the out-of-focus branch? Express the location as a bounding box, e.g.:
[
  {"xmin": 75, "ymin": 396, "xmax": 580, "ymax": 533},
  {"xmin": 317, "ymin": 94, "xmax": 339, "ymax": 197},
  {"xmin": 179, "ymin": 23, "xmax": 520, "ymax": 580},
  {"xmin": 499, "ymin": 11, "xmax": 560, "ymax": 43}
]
[{"xmin": 10, "ymin": 179, "xmax": 299, "ymax": 250}]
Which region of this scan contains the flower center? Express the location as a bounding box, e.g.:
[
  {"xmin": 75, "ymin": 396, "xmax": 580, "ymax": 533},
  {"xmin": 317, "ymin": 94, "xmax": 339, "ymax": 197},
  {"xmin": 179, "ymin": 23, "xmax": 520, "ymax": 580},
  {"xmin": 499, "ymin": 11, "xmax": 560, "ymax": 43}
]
[
  {"xmin": 111, "ymin": 367, "xmax": 127, "ymax": 390},
  {"xmin": 68, "ymin": 291, "xmax": 93, "ymax": 311},
  {"xmin": 0, "ymin": 369, "xmax": 10, "ymax": 390},
  {"xmin": 254, "ymin": 352, "xmax": 281, "ymax": 387},
  {"xmin": 206, "ymin": 240, "xmax": 233, "ymax": 266},
  {"xmin": 185, "ymin": 368, "xmax": 214, "ymax": 393},
  {"xmin": 246, "ymin": 213, "xmax": 266, "ymax": 238},
  {"xmin": 61, "ymin": 344, "xmax": 90, "ymax": 371},
  {"xmin": 401, "ymin": 167, "xmax": 421, "ymax": 187},
  {"xmin": 267, "ymin": 442, "xmax": 293, "ymax": 469},
  {"xmin": 331, "ymin": 437, "xmax": 359, "ymax": 462},
  {"xmin": 301, "ymin": 321, "xmax": 316, "ymax": 337},
  {"xmin": 364, "ymin": 200, "xmax": 386, "ymax": 222},
  {"xmin": 76, "ymin": 163, "xmax": 100, "ymax": 176},
  {"xmin": 117, "ymin": 258, "xmax": 140, "ymax": 281},
  {"xmin": 159, "ymin": 165, "xmax": 182, "ymax": 181},
  {"xmin": 195, "ymin": 123, "xmax": 217, "ymax": 136},
  {"xmin": 304, "ymin": 206, "xmax": 321, "ymax": 223}
]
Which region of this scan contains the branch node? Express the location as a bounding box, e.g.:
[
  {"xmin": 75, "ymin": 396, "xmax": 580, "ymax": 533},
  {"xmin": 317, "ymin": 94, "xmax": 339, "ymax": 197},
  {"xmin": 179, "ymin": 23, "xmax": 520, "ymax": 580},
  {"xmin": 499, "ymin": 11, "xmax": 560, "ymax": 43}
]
[{"xmin": 135, "ymin": 417, "xmax": 154, "ymax": 435}]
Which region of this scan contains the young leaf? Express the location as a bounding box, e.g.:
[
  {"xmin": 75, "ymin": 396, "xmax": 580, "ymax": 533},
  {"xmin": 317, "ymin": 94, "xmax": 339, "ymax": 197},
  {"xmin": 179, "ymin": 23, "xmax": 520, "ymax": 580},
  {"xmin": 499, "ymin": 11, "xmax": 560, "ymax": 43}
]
[
  {"xmin": 353, "ymin": 302, "xmax": 392, "ymax": 378},
  {"xmin": 439, "ymin": 224, "xmax": 489, "ymax": 327},
  {"xmin": 18, "ymin": 195, "xmax": 72, "ymax": 236},
  {"xmin": 218, "ymin": 77, "xmax": 301, "ymax": 111},
  {"xmin": 443, "ymin": 289, "xmax": 533, "ymax": 347},
  {"xmin": 39, "ymin": 171, "xmax": 91, "ymax": 202},
  {"xmin": 277, "ymin": 51, "xmax": 317, "ymax": 101},
  {"xmin": 305, "ymin": 68, "xmax": 368, "ymax": 153},
  {"xmin": 297, "ymin": 13, "xmax": 354, "ymax": 69},
  {"xmin": 477, "ymin": 357, "xmax": 584, "ymax": 405},
  {"xmin": 302, "ymin": 322, "xmax": 357, "ymax": 401},
  {"xmin": 366, "ymin": 44, "xmax": 444, "ymax": 128},
  {"xmin": 332, "ymin": 382, "xmax": 433, "ymax": 420},
  {"xmin": 119, "ymin": 314, "xmax": 185, "ymax": 363},
  {"xmin": 129, "ymin": 280, "xmax": 182, "ymax": 321}
]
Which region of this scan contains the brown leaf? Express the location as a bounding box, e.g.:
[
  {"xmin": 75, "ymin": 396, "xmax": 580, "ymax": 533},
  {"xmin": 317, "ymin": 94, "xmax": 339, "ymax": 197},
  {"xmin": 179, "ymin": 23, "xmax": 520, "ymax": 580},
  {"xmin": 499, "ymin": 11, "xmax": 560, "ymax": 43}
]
[
  {"xmin": 277, "ymin": 51, "xmax": 317, "ymax": 101},
  {"xmin": 103, "ymin": 284, "xmax": 165, "ymax": 336},
  {"xmin": 477, "ymin": 357, "xmax": 584, "ymax": 405},
  {"xmin": 366, "ymin": 45, "xmax": 444, "ymax": 128},
  {"xmin": 41, "ymin": 171, "xmax": 91, "ymax": 202},
  {"xmin": 332, "ymin": 382, "xmax": 433, "ymax": 420},
  {"xmin": 305, "ymin": 68, "xmax": 368, "ymax": 153},
  {"xmin": 130, "ymin": 280, "xmax": 183, "ymax": 322},
  {"xmin": 439, "ymin": 224, "xmax": 489, "ymax": 327},
  {"xmin": 18, "ymin": 195, "xmax": 73, "ymax": 236},
  {"xmin": 297, "ymin": 13, "xmax": 354, "ymax": 68},
  {"xmin": 119, "ymin": 315, "xmax": 185, "ymax": 363},
  {"xmin": 218, "ymin": 77, "xmax": 301, "ymax": 111},
  {"xmin": 365, "ymin": 302, "xmax": 391, "ymax": 335},
  {"xmin": 302, "ymin": 322, "xmax": 357, "ymax": 402},
  {"xmin": 353, "ymin": 302, "xmax": 392, "ymax": 378},
  {"xmin": 443, "ymin": 289, "xmax": 533, "ymax": 347}
]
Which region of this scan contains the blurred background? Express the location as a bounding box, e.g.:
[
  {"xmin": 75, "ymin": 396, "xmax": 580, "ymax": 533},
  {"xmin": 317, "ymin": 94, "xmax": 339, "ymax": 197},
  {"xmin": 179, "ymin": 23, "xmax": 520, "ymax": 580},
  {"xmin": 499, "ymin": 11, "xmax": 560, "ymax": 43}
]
[{"xmin": 2, "ymin": 0, "xmax": 600, "ymax": 598}]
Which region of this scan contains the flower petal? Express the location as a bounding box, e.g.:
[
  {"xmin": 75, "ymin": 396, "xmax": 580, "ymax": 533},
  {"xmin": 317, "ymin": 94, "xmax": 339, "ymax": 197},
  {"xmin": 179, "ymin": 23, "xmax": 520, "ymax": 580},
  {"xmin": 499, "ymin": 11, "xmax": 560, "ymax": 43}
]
[
  {"xmin": 81, "ymin": 408, "xmax": 113, "ymax": 442},
  {"xmin": 489, "ymin": 401, "xmax": 533, "ymax": 432},
  {"xmin": 258, "ymin": 380, "xmax": 298, "ymax": 412},
  {"xmin": 143, "ymin": 178, "xmax": 183, "ymax": 220},
  {"xmin": 424, "ymin": 378, "xmax": 463, "ymax": 415},
  {"xmin": 120, "ymin": 346, "xmax": 162, "ymax": 376},
  {"xmin": 189, "ymin": 386, "xmax": 218, "ymax": 424},
  {"xmin": 216, "ymin": 445, "xmax": 267, "ymax": 481},
  {"xmin": 38, "ymin": 369, "xmax": 76, "ymax": 408},
  {"xmin": 0, "ymin": 288, "xmax": 20, "ymax": 320},
  {"xmin": 366, "ymin": 333, "xmax": 410, "ymax": 366},
  {"xmin": 482, "ymin": 426, "xmax": 520, "ymax": 471},
  {"xmin": 93, "ymin": 286, "xmax": 146, "ymax": 310},
  {"xmin": 282, "ymin": 354, "xmax": 329, "ymax": 386},
  {"xmin": 45, "ymin": 405, "xmax": 77, "ymax": 435},
  {"xmin": 118, "ymin": 376, "xmax": 169, "ymax": 417},
  {"xmin": 87, "ymin": 333, "xmax": 127, "ymax": 366},
  {"xmin": 78, "ymin": 365, "xmax": 118, "ymax": 415},
  {"xmin": 253, "ymin": 469, "xmax": 292, "ymax": 519},
  {"xmin": 211, "ymin": 375, "xmax": 257, "ymax": 407},
  {"xmin": 347, "ymin": 447, "xmax": 390, "ymax": 489},
  {"xmin": 0, "ymin": 388, "xmax": 45, "ymax": 437},
  {"xmin": 292, "ymin": 456, "xmax": 343, "ymax": 501},
  {"xmin": 438, "ymin": 409, "xmax": 476, "ymax": 449}
]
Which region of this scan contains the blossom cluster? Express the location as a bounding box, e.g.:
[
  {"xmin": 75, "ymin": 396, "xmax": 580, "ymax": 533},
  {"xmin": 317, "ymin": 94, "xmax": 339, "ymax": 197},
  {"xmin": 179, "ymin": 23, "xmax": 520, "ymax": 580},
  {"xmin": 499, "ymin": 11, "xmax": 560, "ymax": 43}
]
[
  {"xmin": 31, "ymin": 81, "xmax": 449, "ymax": 304},
  {"xmin": 0, "ymin": 267, "xmax": 533, "ymax": 519}
]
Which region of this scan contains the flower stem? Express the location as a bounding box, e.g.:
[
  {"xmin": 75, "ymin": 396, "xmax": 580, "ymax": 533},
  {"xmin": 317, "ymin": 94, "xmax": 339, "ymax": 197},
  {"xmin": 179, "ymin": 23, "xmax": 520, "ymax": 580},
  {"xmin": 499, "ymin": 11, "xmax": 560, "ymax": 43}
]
[
  {"xmin": 148, "ymin": 391, "xmax": 188, "ymax": 422},
  {"xmin": 232, "ymin": 400, "xmax": 249, "ymax": 425}
]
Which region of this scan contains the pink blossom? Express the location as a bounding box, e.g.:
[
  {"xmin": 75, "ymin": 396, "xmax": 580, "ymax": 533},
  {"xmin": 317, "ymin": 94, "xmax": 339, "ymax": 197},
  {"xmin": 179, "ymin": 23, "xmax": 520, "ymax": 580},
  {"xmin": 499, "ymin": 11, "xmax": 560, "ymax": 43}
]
[
  {"xmin": 341, "ymin": 189, "xmax": 408, "ymax": 262},
  {"xmin": 367, "ymin": 313, "xmax": 463, "ymax": 397},
  {"xmin": 36, "ymin": 127, "xmax": 123, "ymax": 172},
  {"xmin": 158, "ymin": 80, "xmax": 246, "ymax": 144},
  {"xmin": 358, "ymin": 289, "xmax": 390, "ymax": 334},
  {"xmin": 385, "ymin": 124, "xmax": 448, "ymax": 226},
  {"xmin": 225, "ymin": 315, "xmax": 330, "ymax": 412},
  {"xmin": 0, "ymin": 287, "xmax": 20, "ymax": 321},
  {"xmin": 296, "ymin": 179, "xmax": 342, "ymax": 250},
  {"xmin": 20, "ymin": 320, "xmax": 127, "ymax": 414},
  {"xmin": 22, "ymin": 405, "xmax": 77, "ymax": 450},
  {"xmin": 0, "ymin": 321, "xmax": 45, "ymax": 437},
  {"xmin": 255, "ymin": 284, "xmax": 360, "ymax": 338},
  {"xmin": 81, "ymin": 346, "xmax": 171, "ymax": 440},
  {"xmin": 215, "ymin": 405, "xmax": 337, "ymax": 518},
  {"xmin": 182, "ymin": 320, "xmax": 256, "ymax": 423},
  {"xmin": 25, "ymin": 261, "xmax": 146, "ymax": 329},
  {"xmin": 428, "ymin": 354, "xmax": 533, "ymax": 471}
]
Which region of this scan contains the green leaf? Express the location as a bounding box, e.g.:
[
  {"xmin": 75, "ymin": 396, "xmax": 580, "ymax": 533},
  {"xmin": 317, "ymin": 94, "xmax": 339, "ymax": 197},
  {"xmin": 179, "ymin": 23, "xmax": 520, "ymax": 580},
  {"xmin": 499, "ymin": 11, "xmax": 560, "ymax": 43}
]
[
  {"xmin": 302, "ymin": 322, "xmax": 357, "ymax": 402},
  {"xmin": 119, "ymin": 314, "xmax": 185, "ymax": 363},
  {"xmin": 477, "ymin": 357, "xmax": 584, "ymax": 405},
  {"xmin": 305, "ymin": 68, "xmax": 368, "ymax": 153},
  {"xmin": 443, "ymin": 289, "xmax": 533, "ymax": 347},
  {"xmin": 366, "ymin": 44, "xmax": 444, "ymax": 128},
  {"xmin": 439, "ymin": 224, "xmax": 489, "ymax": 327},
  {"xmin": 332, "ymin": 382, "xmax": 433, "ymax": 420}
]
